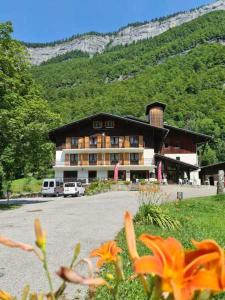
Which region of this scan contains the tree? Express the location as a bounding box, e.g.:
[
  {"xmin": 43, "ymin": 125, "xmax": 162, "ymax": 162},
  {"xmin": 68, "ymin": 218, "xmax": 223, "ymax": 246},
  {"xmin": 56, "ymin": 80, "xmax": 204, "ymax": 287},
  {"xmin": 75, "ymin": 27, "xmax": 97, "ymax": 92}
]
[{"xmin": 0, "ymin": 22, "xmax": 61, "ymax": 184}]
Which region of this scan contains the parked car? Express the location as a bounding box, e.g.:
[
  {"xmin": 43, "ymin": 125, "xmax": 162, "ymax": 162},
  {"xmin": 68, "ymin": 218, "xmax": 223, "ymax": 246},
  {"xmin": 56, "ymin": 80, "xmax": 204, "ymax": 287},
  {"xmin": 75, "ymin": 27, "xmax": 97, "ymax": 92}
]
[
  {"xmin": 63, "ymin": 182, "xmax": 85, "ymax": 197},
  {"xmin": 42, "ymin": 179, "xmax": 63, "ymax": 197}
]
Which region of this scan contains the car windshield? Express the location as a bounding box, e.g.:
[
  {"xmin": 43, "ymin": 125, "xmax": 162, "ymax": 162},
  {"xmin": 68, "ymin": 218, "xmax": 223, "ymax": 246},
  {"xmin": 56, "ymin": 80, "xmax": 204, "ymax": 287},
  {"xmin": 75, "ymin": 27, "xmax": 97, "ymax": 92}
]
[
  {"xmin": 49, "ymin": 181, "xmax": 54, "ymax": 187},
  {"xmin": 43, "ymin": 181, "xmax": 48, "ymax": 187},
  {"xmin": 65, "ymin": 183, "xmax": 75, "ymax": 187}
]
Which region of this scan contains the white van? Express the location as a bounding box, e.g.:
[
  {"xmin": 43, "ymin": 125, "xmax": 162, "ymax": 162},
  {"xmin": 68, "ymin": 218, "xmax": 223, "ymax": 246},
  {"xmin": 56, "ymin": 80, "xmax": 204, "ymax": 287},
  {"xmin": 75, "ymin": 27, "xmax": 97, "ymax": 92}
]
[
  {"xmin": 42, "ymin": 179, "xmax": 63, "ymax": 197},
  {"xmin": 63, "ymin": 182, "xmax": 85, "ymax": 197}
]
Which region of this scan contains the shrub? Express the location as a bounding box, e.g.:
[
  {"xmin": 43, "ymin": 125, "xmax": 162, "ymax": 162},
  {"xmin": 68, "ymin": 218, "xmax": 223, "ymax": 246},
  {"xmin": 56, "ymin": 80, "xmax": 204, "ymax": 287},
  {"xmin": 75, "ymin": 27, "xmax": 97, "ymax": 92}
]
[
  {"xmin": 134, "ymin": 203, "xmax": 181, "ymax": 230},
  {"xmin": 85, "ymin": 180, "xmax": 111, "ymax": 195},
  {"xmin": 138, "ymin": 184, "xmax": 169, "ymax": 205},
  {"xmin": 124, "ymin": 181, "xmax": 131, "ymax": 185}
]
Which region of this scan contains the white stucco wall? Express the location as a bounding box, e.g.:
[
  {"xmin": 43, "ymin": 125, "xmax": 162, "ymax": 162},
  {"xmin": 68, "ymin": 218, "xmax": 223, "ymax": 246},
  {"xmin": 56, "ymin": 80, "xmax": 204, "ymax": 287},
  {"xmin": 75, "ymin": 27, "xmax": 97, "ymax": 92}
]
[
  {"xmin": 56, "ymin": 150, "xmax": 64, "ymax": 163},
  {"xmin": 143, "ymin": 149, "xmax": 155, "ymax": 166},
  {"xmin": 165, "ymin": 153, "xmax": 198, "ymax": 166},
  {"xmin": 97, "ymin": 170, "xmax": 108, "ymax": 180},
  {"xmin": 55, "ymin": 170, "xmax": 63, "ymax": 180},
  {"xmin": 77, "ymin": 170, "xmax": 88, "ymax": 180},
  {"xmin": 165, "ymin": 153, "xmax": 200, "ymax": 182}
]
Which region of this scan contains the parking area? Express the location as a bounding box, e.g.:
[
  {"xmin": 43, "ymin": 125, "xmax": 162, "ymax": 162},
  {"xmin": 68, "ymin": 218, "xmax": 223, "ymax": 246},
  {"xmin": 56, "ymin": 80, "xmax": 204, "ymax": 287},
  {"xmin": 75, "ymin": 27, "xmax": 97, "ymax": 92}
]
[{"xmin": 0, "ymin": 185, "xmax": 217, "ymax": 297}]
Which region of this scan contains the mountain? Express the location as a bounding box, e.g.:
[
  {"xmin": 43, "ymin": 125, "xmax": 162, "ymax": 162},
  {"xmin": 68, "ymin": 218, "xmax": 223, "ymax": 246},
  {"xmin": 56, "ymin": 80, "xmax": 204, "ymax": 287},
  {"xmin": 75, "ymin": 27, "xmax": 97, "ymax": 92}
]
[
  {"xmin": 32, "ymin": 10, "xmax": 225, "ymax": 164},
  {"xmin": 27, "ymin": 0, "xmax": 225, "ymax": 65}
]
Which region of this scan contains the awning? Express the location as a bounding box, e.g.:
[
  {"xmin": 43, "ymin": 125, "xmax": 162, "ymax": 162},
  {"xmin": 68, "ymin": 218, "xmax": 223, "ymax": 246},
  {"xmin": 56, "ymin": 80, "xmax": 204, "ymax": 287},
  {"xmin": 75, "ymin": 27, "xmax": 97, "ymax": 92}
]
[{"xmin": 155, "ymin": 154, "xmax": 199, "ymax": 171}]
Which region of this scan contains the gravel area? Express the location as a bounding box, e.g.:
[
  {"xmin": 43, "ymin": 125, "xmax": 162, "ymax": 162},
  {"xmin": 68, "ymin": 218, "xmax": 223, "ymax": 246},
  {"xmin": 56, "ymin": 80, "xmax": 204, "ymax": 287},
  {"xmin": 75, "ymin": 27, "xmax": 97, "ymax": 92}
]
[{"xmin": 0, "ymin": 186, "xmax": 217, "ymax": 298}]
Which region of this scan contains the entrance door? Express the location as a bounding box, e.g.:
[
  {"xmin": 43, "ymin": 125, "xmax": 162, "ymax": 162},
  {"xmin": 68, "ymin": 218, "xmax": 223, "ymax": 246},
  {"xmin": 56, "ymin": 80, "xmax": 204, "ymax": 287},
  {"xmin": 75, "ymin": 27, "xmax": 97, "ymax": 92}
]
[
  {"xmin": 209, "ymin": 176, "xmax": 214, "ymax": 186},
  {"xmin": 88, "ymin": 171, "xmax": 97, "ymax": 182},
  {"xmin": 64, "ymin": 171, "xmax": 77, "ymax": 183},
  {"xmin": 130, "ymin": 171, "xmax": 147, "ymax": 182}
]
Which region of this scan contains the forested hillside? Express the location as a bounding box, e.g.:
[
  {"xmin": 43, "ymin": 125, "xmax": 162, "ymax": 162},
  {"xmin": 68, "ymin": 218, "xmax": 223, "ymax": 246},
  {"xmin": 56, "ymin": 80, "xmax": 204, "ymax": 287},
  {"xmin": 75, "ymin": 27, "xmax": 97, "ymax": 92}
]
[
  {"xmin": 0, "ymin": 22, "xmax": 60, "ymax": 190},
  {"xmin": 32, "ymin": 11, "xmax": 225, "ymax": 164}
]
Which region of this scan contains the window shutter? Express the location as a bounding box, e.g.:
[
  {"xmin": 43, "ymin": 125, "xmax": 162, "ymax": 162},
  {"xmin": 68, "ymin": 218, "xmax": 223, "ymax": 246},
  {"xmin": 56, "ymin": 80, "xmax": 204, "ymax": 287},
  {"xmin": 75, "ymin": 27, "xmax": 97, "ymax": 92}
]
[
  {"xmin": 78, "ymin": 137, "xmax": 84, "ymax": 149},
  {"xmin": 119, "ymin": 136, "xmax": 124, "ymax": 148},
  {"xmin": 65, "ymin": 153, "xmax": 70, "ymax": 165},
  {"xmin": 106, "ymin": 136, "xmax": 110, "ymax": 148},
  {"xmin": 139, "ymin": 136, "xmax": 144, "ymax": 147},
  {"xmin": 139, "ymin": 153, "xmax": 144, "ymax": 165},
  {"xmin": 124, "ymin": 153, "xmax": 130, "ymax": 165},
  {"xmin": 97, "ymin": 135, "xmax": 102, "ymax": 148},
  {"xmin": 97, "ymin": 153, "xmax": 102, "ymax": 165},
  {"xmin": 124, "ymin": 136, "xmax": 130, "ymax": 148},
  {"xmin": 84, "ymin": 136, "xmax": 89, "ymax": 148},
  {"xmin": 65, "ymin": 137, "xmax": 71, "ymax": 149},
  {"xmin": 105, "ymin": 153, "xmax": 110, "ymax": 165}
]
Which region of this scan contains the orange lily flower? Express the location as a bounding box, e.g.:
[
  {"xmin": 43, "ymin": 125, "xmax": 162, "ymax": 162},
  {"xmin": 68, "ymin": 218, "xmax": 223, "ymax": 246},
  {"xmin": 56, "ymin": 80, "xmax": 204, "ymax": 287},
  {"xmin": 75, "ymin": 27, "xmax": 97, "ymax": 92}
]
[
  {"xmin": 124, "ymin": 211, "xmax": 139, "ymax": 261},
  {"xmin": 90, "ymin": 241, "xmax": 122, "ymax": 268},
  {"xmin": 134, "ymin": 234, "xmax": 220, "ymax": 300},
  {"xmin": 57, "ymin": 266, "xmax": 108, "ymax": 287},
  {"xmin": 0, "ymin": 236, "xmax": 34, "ymax": 252},
  {"xmin": 0, "ymin": 290, "xmax": 13, "ymax": 300},
  {"xmin": 190, "ymin": 239, "xmax": 225, "ymax": 289},
  {"xmin": 34, "ymin": 219, "xmax": 46, "ymax": 250}
]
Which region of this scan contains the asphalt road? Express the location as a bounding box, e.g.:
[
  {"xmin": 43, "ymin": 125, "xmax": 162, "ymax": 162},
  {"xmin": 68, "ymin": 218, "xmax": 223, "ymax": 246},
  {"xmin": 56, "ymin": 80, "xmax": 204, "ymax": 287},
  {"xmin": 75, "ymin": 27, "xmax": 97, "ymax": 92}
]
[
  {"xmin": 0, "ymin": 186, "xmax": 216, "ymax": 298},
  {"xmin": 0, "ymin": 191, "xmax": 139, "ymax": 299}
]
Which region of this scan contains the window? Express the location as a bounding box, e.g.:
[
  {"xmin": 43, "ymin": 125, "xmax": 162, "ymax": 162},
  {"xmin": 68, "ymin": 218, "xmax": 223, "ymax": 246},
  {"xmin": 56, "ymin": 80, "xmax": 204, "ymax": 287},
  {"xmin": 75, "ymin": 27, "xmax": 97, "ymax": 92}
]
[
  {"xmin": 90, "ymin": 136, "xmax": 97, "ymax": 148},
  {"xmin": 175, "ymin": 141, "xmax": 181, "ymax": 149},
  {"xmin": 105, "ymin": 120, "xmax": 115, "ymax": 128},
  {"xmin": 70, "ymin": 154, "xmax": 78, "ymax": 165},
  {"xmin": 110, "ymin": 153, "xmax": 119, "ymax": 165},
  {"xmin": 130, "ymin": 153, "xmax": 139, "ymax": 165},
  {"xmin": 89, "ymin": 153, "xmax": 97, "ymax": 165},
  {"xmin": 71, "ymin": 137, "xmax": 79, "ymax": 148},
  {"xmin": 110, "ymin": 136, "xmax": 119, "ymax": 147},
  {"xmin": 165, "ymin": 143, "xmax": 169, "ymax": 148},
  {"xmin": 64, "ymin": 182, "xmax": 75, "ymax": 187},
  {"xmin": 130, "ymin": 136, "xmax": 139, "ymax": 147},
  {"xmin": 43, "ymin": 181, "xmax": 48, "ymax": 187},
  {"xmin": 93, "ymin": 120, "xmax": 102, "ymax": 129},
  {"xmin": 49, "ymin": 181, "xmax": 54, "ymax": 187},
  {"xmin": 77, "ymin": 182, "xmax": 82, "ymax": 187}
]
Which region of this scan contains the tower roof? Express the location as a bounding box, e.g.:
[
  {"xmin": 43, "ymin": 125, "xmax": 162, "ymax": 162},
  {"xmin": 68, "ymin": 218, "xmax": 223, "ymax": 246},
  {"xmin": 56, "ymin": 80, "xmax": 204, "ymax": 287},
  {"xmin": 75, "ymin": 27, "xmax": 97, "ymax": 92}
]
[{"xmin": 145, "ymin": 102, "xmax": 167, "ymax": 115}]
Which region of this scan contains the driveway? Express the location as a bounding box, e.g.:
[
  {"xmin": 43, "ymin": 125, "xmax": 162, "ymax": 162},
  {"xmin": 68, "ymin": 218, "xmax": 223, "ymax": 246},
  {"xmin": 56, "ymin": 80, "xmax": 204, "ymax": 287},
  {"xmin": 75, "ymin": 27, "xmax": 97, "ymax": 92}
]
[
  {"xmin": 0, "ymin": 191, "xmax": 139, "ymax": 298},
  {"xmin": 0, "ymin": 186, "xmax": 216, "ymax": 298}
]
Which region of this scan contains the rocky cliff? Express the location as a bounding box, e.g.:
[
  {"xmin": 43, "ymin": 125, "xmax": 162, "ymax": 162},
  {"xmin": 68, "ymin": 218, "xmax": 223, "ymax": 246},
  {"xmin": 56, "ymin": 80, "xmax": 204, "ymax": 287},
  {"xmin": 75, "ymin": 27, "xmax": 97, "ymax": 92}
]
[{"xmin": 27, "ymin": 0, "xmax": 225, "ymax": 65}]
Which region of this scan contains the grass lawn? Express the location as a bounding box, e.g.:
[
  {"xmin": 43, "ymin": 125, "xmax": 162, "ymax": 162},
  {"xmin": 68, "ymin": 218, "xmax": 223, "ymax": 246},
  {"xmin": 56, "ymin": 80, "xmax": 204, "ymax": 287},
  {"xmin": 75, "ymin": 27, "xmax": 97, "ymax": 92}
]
[
  {"xmin": 11, "ymin": 177, "xmax": 42, "ymax": 195},
  {"xmin": 0, "ymin": 203, "xmax": 22, "ymax": 210},
  {"xmin": 95, "ymin": 194, "xmax": 225, "ymax": 300}
]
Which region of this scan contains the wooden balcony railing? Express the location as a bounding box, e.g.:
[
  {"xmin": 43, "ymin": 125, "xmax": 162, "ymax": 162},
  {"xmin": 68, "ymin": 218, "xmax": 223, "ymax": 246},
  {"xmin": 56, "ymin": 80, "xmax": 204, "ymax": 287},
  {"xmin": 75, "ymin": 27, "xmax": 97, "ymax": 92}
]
[{"xmin": 64, "ymin": 135, "xmax": 144, "ymax": 150}]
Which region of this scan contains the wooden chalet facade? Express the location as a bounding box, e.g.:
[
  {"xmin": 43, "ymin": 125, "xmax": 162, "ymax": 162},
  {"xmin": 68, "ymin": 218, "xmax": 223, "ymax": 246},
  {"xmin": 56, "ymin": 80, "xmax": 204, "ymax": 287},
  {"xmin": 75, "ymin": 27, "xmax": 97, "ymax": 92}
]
[{"xmin": 49, "ymin": 102, "xmax": 212, "ymax": 183}]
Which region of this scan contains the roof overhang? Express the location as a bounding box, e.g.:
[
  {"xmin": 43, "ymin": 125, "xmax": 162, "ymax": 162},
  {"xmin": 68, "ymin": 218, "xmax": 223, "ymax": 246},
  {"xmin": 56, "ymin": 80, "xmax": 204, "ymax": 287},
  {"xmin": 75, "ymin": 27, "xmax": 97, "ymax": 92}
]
[
  {"xmin": 200, "ymin": 162, "xmax": 225, "ymax": 175},
  {"xmin": 49, "ymin": 113, "xmax": 169, "ymax": 141},
  {"xmin": 164, "ymin": 124, "xmax": 213, "ymax": 144},
  {"xmin": 155, "ymin": 154, "xmax": 199, "ymax": 171}
]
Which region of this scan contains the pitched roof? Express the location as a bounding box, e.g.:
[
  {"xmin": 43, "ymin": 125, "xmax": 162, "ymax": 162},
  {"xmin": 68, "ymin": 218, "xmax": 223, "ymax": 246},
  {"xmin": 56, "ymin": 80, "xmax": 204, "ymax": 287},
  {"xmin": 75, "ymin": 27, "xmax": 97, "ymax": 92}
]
[
  {"xmin": 49, "ymin": 112, "xmax": 168, "ymax": 135},
  {"xmin": 125, "ymin": 115, "xmax": 213, "ymax": 142},
  {"xmin": 155, "ymin": 154, "xmax": 199, "ymax": 171},
  {"xmin": 200, "ymin": 162, "xmax": 225, "ymax": 174},
  {"xmin": 164, "ymin": 124, "xmax": 213, "ymax": 142}
]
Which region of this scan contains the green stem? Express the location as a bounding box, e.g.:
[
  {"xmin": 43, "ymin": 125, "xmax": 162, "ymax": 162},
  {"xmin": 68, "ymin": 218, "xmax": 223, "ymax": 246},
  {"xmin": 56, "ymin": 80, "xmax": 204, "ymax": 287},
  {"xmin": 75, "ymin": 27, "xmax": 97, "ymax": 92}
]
[{"xmin": 42, "ymin": 249, "xmax": 55, "ymax": 300}]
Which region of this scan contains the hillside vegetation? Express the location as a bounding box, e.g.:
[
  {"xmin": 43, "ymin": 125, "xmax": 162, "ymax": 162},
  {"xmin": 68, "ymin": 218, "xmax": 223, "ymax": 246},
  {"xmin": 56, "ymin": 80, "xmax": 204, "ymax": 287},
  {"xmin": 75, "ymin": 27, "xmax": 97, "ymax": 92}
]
[{"xmin": 33, "ymin": 11, "xmax": 225, "ymax": 164}]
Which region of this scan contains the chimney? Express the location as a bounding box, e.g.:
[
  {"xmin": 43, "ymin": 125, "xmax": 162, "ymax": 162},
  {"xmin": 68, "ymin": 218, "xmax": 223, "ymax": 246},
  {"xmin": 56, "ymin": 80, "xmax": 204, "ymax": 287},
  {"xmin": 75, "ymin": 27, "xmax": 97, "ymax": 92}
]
[{"xmin": 145, "ymin": 102, "xmax": 166, "ymax": 128}]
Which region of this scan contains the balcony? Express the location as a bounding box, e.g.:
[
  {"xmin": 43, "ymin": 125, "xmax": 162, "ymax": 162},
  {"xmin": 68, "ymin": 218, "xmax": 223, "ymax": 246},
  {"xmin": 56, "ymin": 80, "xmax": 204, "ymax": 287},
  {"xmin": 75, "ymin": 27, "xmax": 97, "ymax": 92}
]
[
  {"xmin": 130, "ymin": 160, "xmax": 139, "ymax": 165},
  {"xmin": 62, "ymin": 147, "xmax": 144, "ymax": 154},
  {"xmin": 54, "ymin": 160, "xmax": 155, "ymax": 171}
]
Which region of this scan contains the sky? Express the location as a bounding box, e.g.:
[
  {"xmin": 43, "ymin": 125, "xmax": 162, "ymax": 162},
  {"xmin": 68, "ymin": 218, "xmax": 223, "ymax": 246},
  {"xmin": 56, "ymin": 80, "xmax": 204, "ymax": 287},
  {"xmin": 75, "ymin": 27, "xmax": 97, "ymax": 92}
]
[{"xmin": 1, "ymin": 0, "xmax": 215, "ymax": 43}]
